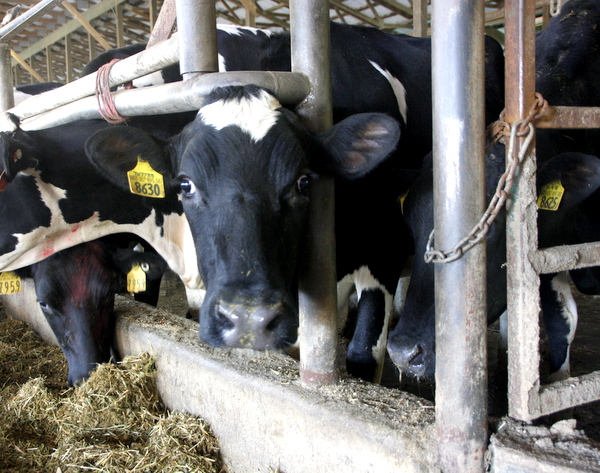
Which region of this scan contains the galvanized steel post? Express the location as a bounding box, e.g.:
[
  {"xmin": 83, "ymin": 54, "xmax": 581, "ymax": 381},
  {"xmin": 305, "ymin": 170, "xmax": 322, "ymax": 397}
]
[
  {"xmin": 0, "ymin": 42, "xmax": 13, "ymax": 111},
  {"xmin": 431, "ymin": 0, "xmax": 488, "ymax": 471},
  {"xmin": 175, "ymin": 0, "xmax": 218, "ymax": 79},
  {"xmin": 290, "ymin": 0, "xmax": 338, "ymax": 385}
]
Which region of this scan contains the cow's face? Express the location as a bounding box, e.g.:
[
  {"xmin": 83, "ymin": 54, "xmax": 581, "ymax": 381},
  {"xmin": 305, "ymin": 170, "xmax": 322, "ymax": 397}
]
[
  {"xmin": 27, "ymin": 241, "xmax": 117, "ymax": 386},
  {"xmin": 86, "ymin": 85, "xmax": 400, "ymax": 351}
]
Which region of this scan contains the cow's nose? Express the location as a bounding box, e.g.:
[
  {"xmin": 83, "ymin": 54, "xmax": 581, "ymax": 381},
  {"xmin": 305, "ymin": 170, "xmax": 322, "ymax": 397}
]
[
  {"xmin": 217, "ymin": 300, "xmax": 285, "ymax": 349},
  {"xmin": 387, "ymin": 338, "xmax": 430, "ymax": 378}
]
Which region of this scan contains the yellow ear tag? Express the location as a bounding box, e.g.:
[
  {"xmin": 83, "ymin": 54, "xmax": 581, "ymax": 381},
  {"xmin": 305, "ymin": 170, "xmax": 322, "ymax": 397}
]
[
  {"xmin": 127, "ymin": 263, "xmax": 147, "ymax": 293},
  {"xmin": 537, "ymin": 180, "xmax": 565, "ymax": 211},
  {"xmin": 127, "ymin": 156, "xmax": 166, "ymax": 198},
  {"xmin": 0, "ymin": 272, "xmax": 22, "ymax": 295}
]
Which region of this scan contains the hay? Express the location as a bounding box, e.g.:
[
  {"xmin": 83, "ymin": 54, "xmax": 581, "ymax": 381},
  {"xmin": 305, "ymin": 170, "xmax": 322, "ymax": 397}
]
[{"xmin": 0, "ymin": 314, "xmax": 225, "ymax": 473}]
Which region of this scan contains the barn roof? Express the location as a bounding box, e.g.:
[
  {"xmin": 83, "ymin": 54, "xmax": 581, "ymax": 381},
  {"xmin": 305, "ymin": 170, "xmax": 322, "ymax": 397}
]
[{"xmin": 1, "ymin": 0, "xmax": 553, "ymax": 86}]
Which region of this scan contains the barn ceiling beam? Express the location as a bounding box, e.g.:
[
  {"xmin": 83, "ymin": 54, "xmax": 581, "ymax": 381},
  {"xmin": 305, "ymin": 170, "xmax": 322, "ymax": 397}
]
[
  {"xmin": 62, "ymin": 0, "xmax": 111, "ymax": 50},
  {"xmin": 10, "ymin": 48, "xmax": 44, "ymax": 81},
  {"xmin": 11, "ymin": 0, "xmax": 128, "ymax": 65}
]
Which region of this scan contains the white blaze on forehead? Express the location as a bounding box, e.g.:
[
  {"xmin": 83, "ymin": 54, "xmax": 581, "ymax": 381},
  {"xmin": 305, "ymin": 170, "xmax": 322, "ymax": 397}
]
[
  {"xmin": 369, "ymin": 60, "xmax": 408, "ymax": 124},
  {"xmin": 199, "ymin": 89, "xmax": 281, "ymax": 142}
]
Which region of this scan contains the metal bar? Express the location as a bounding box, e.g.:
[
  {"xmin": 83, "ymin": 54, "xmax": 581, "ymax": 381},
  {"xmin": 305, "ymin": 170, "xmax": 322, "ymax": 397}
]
[
  {"xmin": 9, "ymin": 34, "xmax": 181, "ymax": 121},
  {"xmin": 537, "ymin": 105, "xmax": 600, "ymax": 129},
  {"xmin": 0, "ymin": 0, "xmax": 65, "ymax": 42},
  {"xmin": 532, "ymin": 242, "xmax": 600, "ymax": 274},
  {"xmin": 431, "ymin": 0, "xmax": 487, "ymax": 470},
  {"xmin": 175, "ymin": 0, "xmax": 218, "ymax": 78},
  {"xmin": 0, "ymin": 42, "xmax": 14, "ymax": 111},
  {"xmin": 504, "ymin": 0, "xmax": 541, "ymax": 422},
  {"xmin": 16, "ymin": 71, "xmax": 311, "ymax": 130},
  {"xmin": 290, "ymin": 0, "xmax": 337, "ymax": 386},
  {"xmin": 146, "ymin": 0, "xmax": 177, "ymax": 48}
]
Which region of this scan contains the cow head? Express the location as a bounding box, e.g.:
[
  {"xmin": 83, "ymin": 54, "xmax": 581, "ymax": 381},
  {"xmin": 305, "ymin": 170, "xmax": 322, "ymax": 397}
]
[
  {"xmin": 86, "ymin": 85, "xmax": 400, "ymax": 351},
  {"xmin": 0, "ymin": 113, "xmax": 39, "ymax": 190},
  {"xmin": 387, "ymin": 148, "xmax": 600, "ymax": 380},
  {"xmin": 19, "ymin": 241, "xmax": 118, "ymax": 386}
]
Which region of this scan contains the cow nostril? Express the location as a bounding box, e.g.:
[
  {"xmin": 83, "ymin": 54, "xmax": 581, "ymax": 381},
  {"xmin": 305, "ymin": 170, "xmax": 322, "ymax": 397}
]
[
  {"xmin": 409, "ymin": 344, "xmax": 425, "ymax": 366},
  {"xmin": 265, "ymin": 313, "xmax": 283, "ymax": 332},
  {"xmin": 216, "ymin": 302, "xmax": 237, "ymax": 330}
]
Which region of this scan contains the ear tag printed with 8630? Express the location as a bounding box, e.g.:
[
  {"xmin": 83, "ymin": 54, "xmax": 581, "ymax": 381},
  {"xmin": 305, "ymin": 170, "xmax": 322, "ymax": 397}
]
[
  {"xmin": 537, "ymin": 180, "xmax": 564, "ymax": 211},
  {"xmin": 127, "ymin": 156, "xmax": 165, "ymax": 198},
  {"xmin": 0, "ymin": 272, "xmax": 22, "ymax": 295}
]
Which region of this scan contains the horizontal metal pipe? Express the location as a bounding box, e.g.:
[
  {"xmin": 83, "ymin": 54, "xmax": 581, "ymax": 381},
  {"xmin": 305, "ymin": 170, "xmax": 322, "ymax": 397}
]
[
  {"xmin": 20, "ymin": 71, "xmax": 311, "ymax": 130},
  {"xmin": 0, "ymin": 0, "xmax": 64, "ymax": 41},
  {"xmin": 532, "ymin": 242, "xmax": 600, "ymax": 274},
  {"xmin": 9, "ymin": 34, "xmax": 181, "ymax": 121},
  {"xmin": 537, "ymin": 105, "xmax": 600, "ymax": 129}
]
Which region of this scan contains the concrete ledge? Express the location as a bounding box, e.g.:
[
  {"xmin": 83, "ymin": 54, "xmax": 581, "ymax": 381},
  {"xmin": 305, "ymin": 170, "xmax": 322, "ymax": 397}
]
[{"xmin": 2, "ymin": 285, "xmax": 439, "ymax": 472}]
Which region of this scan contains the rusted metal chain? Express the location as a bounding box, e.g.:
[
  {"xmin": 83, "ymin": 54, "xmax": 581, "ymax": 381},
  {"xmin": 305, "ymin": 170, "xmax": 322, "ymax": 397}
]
[
  {"xmin": 95, "ymin": 58, "xmax": 129, "ymax": 124},
  {"xmin": 424, "ymin": 95, "xmax": 547, "ymax": 264}
]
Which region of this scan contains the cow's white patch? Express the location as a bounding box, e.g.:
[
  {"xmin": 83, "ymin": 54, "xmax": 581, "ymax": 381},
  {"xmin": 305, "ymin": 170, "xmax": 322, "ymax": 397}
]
[
  {"xmin": 0, "ymin": 174, "xmax": 202, "ymax": 291},
  {"xmin": 548, "ymin": 271, "xmax": 578, "ymax": 382},
  {"xmin": 199, "ymin": 88, "xmax": 281, "ymax": 142},
  {"xmin": 369, "ymin": 60, "xmax": 408, "ymax": 124},
  {"xmin": 0, "ymin": 111, "xmax": 18, "ymax": 133},
  {"xmin": 12, "ymin": 90, "xmax": 32, "ymax": 107},
  {"xmin": 217, "ymin": 23, "xmax": 272, "ymax": 37}
]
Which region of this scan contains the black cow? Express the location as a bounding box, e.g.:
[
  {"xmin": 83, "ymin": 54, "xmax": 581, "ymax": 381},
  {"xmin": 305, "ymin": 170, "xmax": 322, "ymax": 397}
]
[
  {"xmin": 12, "ymin": 82, "xmax": 64, "ymax": 106},
  {"xmin": 387, "ymin": 0, "xmax": 600, "ymax": 382},
  {"xmin": 86, "ymin": 85, "xmax": 401, "ymax": 379},
  {"xmin": 387, "ymin": 148, "xmax": 600, "ymax": 382},
  {"xmin": 13, "ymin": 238, "xmax": 167, "ymax": 385}
]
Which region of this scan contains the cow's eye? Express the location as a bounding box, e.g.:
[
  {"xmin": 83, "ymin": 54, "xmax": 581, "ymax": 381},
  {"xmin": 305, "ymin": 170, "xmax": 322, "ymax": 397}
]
[
  {"xmin": 297, "ymin": 175, "xmax": 310, "ymax": 193},
  {"xmin": 38, "ymin": 300, "xmax": 49, "ymax": 311},
  {"xmin": 180, "ymin": 178, "xmax": 196, "ymax": 196}
]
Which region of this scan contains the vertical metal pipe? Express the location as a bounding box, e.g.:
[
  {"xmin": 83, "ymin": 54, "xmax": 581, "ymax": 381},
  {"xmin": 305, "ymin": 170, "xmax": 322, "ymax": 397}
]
[
  {"xmin": 175, "ymin": 0, "xmax": 218, "ymax": 80},
  {"xmin": 0, "ymin": 42, "xmax": 14, "ymax": 110},
  {"xmin": 290, "ymin": 0, "xmax": 337, "ymax": 385},
  {"xmin": 431, "ymin": 0, "xmax": 487, "ymax": 471},
  {"xmin": 504, "ymin": 0, "xmax": 540, "ymax": 422}
]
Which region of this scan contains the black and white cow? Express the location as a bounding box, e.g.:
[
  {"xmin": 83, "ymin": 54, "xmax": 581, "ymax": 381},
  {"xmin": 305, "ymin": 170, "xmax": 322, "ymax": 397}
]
[
  {"xmin": 0, "ymin": 112, "xmax": 200, "ymax": 290},
  {"xmin": 86, "ymin": 85, "xmax": 401, "ymax": 380},
  {"xmin": 13, "ymin": 237, "xmax": 168, "ymax": 385},
  {"xmin": 387, "ymin": 0, "xmax": 600, "ymax": 383}
]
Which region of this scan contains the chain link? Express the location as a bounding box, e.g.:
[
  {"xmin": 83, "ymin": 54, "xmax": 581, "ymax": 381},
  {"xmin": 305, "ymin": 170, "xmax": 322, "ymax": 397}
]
[{"xmin": 423, "ymin": 95, "xmax": 547, "ymax": 264}]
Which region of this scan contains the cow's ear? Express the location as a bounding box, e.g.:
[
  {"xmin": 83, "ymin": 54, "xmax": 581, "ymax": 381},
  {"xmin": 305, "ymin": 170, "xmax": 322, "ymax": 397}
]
[
  {"xmin": 85, "ymin": 126, "xmax": 174, "ymax": 191},
  {"xmin": 537, "ymin": 152, "xmax": 600, "ymax": 211},
  {"xmin": 319, "ymin": 113, "xmax": 400, "ymax": 180},
  {"xmin": 0, "ymin": 128, "xmax": 40, "ymax": 185}
]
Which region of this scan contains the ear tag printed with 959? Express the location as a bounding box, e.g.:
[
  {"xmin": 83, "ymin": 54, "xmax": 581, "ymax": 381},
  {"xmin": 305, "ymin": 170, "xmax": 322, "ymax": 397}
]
[
  {"xmin": 127, "ymin": 156, "xmax": 165, "ymax": 198},
  {"xmin": 127, "ymin": 263, "xmax": 147, "ymax": 293},
  {"xmin": 0, "ymin": 272, "xmax": 22, "ymax": 295},
  {"xmin": 537, "ymin": 180, "xmax": 564, "ymax": 211}
]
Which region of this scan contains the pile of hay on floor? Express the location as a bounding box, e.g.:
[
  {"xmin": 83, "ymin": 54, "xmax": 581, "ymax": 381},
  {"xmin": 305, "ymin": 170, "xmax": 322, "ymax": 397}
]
[{"xmin": 0, "ymin": 314, "xmax": 225, "ymax": 473}]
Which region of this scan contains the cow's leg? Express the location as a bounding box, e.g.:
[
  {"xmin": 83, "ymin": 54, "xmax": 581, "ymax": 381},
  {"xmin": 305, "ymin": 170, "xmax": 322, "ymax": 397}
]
[
  {"xmin": 346, "ymin": 266, "xmax": 393, "ymax": 383},
  {"xmin": 540, "ymin": 271, "xmax": 578, "ymax": 383}
]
